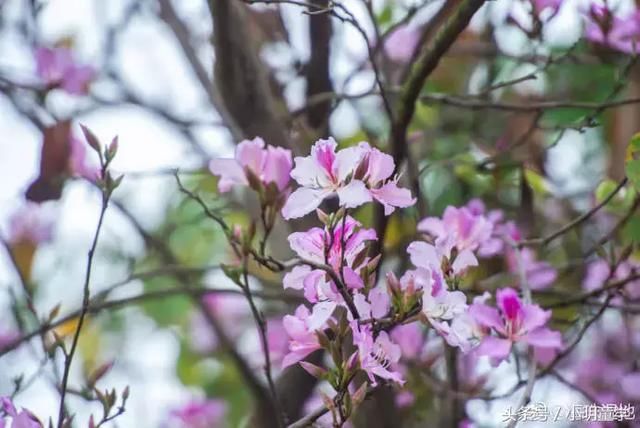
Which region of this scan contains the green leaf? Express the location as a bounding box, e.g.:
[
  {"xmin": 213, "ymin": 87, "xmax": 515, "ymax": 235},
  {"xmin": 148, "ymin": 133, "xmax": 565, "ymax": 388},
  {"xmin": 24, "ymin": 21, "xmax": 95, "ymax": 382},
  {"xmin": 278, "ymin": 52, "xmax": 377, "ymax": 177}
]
[{"xmin": 626, "ymin": 159, "xmax": 640, "ymax": 191}]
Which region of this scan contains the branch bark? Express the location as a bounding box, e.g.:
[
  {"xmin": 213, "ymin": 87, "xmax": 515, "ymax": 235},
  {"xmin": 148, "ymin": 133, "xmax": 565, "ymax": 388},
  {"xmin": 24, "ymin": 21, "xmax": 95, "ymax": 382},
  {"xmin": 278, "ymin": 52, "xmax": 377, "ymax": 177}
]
[{"xmin": 207, "ymin": 0, "xmax": 299, "ymax": 152}]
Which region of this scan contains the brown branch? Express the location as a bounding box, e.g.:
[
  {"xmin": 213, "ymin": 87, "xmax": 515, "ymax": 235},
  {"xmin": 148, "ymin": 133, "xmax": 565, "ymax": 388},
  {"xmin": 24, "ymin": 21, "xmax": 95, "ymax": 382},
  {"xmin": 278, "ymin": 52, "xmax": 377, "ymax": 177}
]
[
  {"xmin": 157, "ymin": 0, "xmax": 244, "ymax": 142},
  {"xmin": 391, "ymin": 0, "xmax": 486, "ymax": 164},
  {"xmin": 207, "ymin": 0, "xmax": 298, "ymax": 152},
  {"xmin": 305, "ymin": 0, "xmax": 333, "ymax": 134}
]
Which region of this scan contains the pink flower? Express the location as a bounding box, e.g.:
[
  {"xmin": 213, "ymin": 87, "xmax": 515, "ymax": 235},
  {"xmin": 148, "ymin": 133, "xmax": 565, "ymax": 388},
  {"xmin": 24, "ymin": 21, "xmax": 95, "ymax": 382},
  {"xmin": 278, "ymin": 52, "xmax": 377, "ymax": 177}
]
[
  {"xmin": 358, "ymin": 143, "xmax": 416, "ymax": 215},
  {"xmin": 1, "ymin": 397, "xmax": 41, "ymax": 428},
  {"xmin": 170, "ymin": 399, "xmax": 226, "ymax": 428},
  {"xmin": 282, "ymin": 139, "xmax": 415, "ymax": 219},
  {"xmin": 283, "ymin": 216, "xmax": 376, "ymax": 303},
  {"xmin": 209, "ymin": 137, "xmax": 292, "ymax": 193},
  {"xmin": 350, "ymin": 322, "xmax": 404, "ymax": 386},
  {"xmin": 35, "ymin": 46, "xmax": 95, "ymax": 95},
  {"xmin": 384, "ymin": 26, "xmax": 420, "ymax": 62},
  {"xmin": 7, "ymin": 203, "xmax": 54, "ymax": 245},
  {"xmin": 585, "ymin": 4, "xmax": 640, "ymax": 54},
  {"xmin": 470, "ymin": 288, "xmax": 562, "ymax": 365},
  {"xmin": 282, "ymin": 138, "xmax": 369, "ymax": 219},
  {"xmin": 282, "ymin": 301, "xmax": 336, "ymax": 368},
  {"xmin": 418, "ymin": 205, "xmax": 494, "ymax": 255}
]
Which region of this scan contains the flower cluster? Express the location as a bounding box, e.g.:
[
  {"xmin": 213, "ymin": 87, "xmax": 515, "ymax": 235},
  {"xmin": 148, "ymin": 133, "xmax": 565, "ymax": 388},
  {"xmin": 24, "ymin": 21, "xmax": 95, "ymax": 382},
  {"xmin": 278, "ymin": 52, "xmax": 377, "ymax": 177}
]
[{"xmin": 209, "ymin": 137, "xmax": 565, "ymax": 423}]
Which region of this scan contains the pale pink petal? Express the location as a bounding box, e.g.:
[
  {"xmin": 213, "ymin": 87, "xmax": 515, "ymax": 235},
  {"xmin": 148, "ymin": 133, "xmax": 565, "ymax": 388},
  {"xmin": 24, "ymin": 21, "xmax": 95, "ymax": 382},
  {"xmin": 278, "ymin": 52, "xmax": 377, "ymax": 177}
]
[
  {"xmin": 369, "ymin": 286, "xmax": 390, "ymax": 318},
  {"xmin": 236, "ymin": 137, "xmax": 266, "ymax": 175},
  {"xmin": 353, "ymin": 293, "xmax": 371, "ymax": 319},
  {"xmin": 364, "ymin": 146, "xmax": 395, "ymax": 183},
  {"xmin": 451, "ymin": 249, "xmax": 478, "ymax": 273},
  {"xmin": 282, "ymin": 347, "xmax": 318, "ymax": 368},
  {"xmin": 469, "ymin": 303, "xmax": 503, "ymax": 331},
  {"xmin": 335, "ymin": 145, "xmax": 366, "ymax": 182},
  {"xmin": 520, "ymin": 304, "xmax": 551, "ymax": 333},
  {"xmin": 407, "ymin": 241, "xmax": 439, "ymax": 270},
  {"xmin": 417, "ymin": 217, "xmax": 445, "ymax": 237},
  {"xmin": 283, "ymin": 265, "xmax": 311, "ymax": 290},
  {"xmin": 291, "ymin": 154, "xmax": 326, "ymax": 187},
  {"xmin": 288, "ymin": 228, "xmax": 325, "ymax": 263},
  {"xmin": 336, "ymin": 180, "xmax": 372, "ymax": 208},
  {"xmin": 343, "ymin": 266, "xmax": 364, "ymax": 290},
  {"xmin": 307, "ymin": 301, "xmax": 336, "ymax": 330},
  {"xmin": 209, "ymin": 158, "xmax": 247, "ymax": 192},
  {"xmin": 282, "ymin": 187, "xmax": 331, "ymax": 219},
  {"xmin": 370, "ymin": 181, "xmax": 416, "ymax": 215},
  {"xmin": 475, "ymin": 336, "xmax": 512, "ymax": 365},
  {"xmin": 523, "ymin": 328, "xmax": 562, "ymax": 349},
  {"xmin": 263, "ymin": 146, "xmax": 293, "ymax": 190}
]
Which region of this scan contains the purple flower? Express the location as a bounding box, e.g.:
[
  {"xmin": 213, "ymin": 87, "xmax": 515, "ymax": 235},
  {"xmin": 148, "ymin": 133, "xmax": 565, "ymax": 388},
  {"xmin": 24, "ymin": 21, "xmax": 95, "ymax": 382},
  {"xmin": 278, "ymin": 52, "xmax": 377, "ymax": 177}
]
[
  {"xmin": 350, "ymin": 322, "xmax": 404, "ymax": 386},
  {"xmin": 282, "ymin": 301, "xmax": 336, "ymax": 368},
  {"xmin": 1, "ymin": 397, "xmax": 41, "ymax": 428},
  {"xmin": 384, "ymin": 26, "xmax": 420, "ymax": 62},
  {"xmin": 35, "ymin": 46, "xmax": 95, "ymax": 95},
  {"xmin": 470, "ymin": 288, "xmax": 562, "ymax": 365},
  {"xmin": 170, "ymin": 399, "xmax": 226, "ymax": 428},
  {"xmin": 585, "ymin": 3, "xmax": 640, "ymax": 54},
  {"xmin": 209, "ymin": 137, "xmax": 292, "ymax": 193}
]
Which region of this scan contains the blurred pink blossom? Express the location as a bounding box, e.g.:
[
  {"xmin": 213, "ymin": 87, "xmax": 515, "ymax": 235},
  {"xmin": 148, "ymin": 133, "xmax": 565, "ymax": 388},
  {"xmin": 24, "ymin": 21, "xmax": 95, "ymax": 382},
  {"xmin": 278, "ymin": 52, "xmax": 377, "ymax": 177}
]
[
  {"xmin": 585, "ymin": 3, "xmax": 640, "ymax": 54},
  {"xmin": 35, "ymin": 46, "xmax": 95, "ymax": 95},
  {"xmin": 384, "ymin": 26, "xmax": 420, "ymax": 62},
  {"xmin": 7, "ymin": 203, "xmax": 54, "ymax": 245},
  {"xmin": 170, "ymin": 399, "xmax": 226, "ymax": 428}
]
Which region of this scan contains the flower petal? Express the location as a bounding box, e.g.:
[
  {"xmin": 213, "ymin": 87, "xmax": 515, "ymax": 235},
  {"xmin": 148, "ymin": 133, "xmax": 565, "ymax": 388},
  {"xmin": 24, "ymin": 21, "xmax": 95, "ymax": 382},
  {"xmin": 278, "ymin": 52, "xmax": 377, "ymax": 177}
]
[
  {"xmin": 282, "ymin": 187, "xmax": 330, "ymax": 219},
  {"xmin": 336, "ymin": 180, "xmax": 372, "ymax": 208}
]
